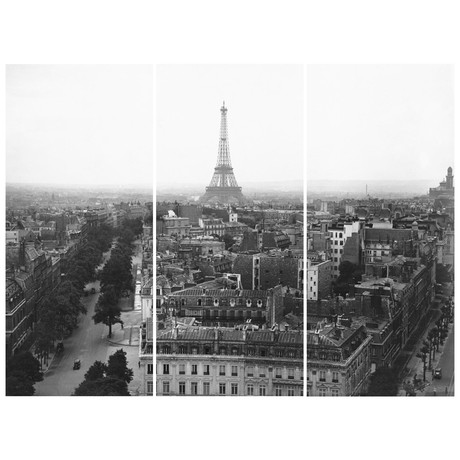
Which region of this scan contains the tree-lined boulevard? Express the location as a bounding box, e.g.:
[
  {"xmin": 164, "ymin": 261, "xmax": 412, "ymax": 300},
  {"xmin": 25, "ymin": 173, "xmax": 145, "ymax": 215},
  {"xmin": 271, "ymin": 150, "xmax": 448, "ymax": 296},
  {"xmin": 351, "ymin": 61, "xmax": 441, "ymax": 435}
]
[{"xmin": 6, "ymin": 218, "xmax": 144, "ymax": 396}]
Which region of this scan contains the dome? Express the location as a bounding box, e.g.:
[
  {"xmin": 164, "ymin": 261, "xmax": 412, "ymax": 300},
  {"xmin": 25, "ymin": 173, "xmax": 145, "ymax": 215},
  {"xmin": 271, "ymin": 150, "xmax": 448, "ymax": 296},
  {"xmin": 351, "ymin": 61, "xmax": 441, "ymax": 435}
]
[{"xmin": 448, "ymin": 166, "xmax": 452, "ymax": 174}]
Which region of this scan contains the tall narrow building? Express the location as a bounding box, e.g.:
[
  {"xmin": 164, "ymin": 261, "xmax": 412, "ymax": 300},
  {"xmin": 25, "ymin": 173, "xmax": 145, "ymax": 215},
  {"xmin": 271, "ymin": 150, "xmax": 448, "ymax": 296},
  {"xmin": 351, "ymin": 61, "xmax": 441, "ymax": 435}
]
[{"xmin": 200, "ymin": 102, "xmax": 246, "ymax": 205}]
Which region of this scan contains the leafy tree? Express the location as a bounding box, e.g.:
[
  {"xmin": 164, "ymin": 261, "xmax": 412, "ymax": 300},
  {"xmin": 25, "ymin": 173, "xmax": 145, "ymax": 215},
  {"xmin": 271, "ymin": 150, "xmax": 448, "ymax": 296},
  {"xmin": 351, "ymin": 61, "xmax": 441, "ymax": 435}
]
[
  {"xmin": 84, "ymin": 361, "xmax": 107, "ymax": 381},
  {"xmin": 58, "ymin": 281, "xmax": 87, "ymax": 317},
  {"xmin": 100, "ymin": 248, "xmax": 133, "ymax": 296},
  {"xmin": 333, "ymin": 261, "xmax": 362, "ymax": 296},
  {"xmin": 120, "ymin": 217, "xmax": 143, "ymax": 238},
  {"xmin": 333, "ymin": 280, "xmax": 350, "ymax": 297},
  {"xmin": 436, "ymin": 263, "xmax": 451, "ymax": 284},
  {"xmin": 66, "ymin": 264, "xmax": 90, "ymax": 291},
  {"xmin": 367, "ymin": 367, "xmax": 398, "ymax": 396},
  {"xmin": 6, "ymin": 352, "xmax": 43, "ymax": 396},
  {"xmin": 222, "ymin": 233, "xmax": 235, "ymax": 250},
  {"xmin": 39, "ymin": 282, "xmax": 87, "ymax": 343},
  {"xmin": 416, "ymin": 341, "xmax": 430, "ymax": 382},
  {"xmin": 106, "ymin": 349, "xmax": 133, "ymax": 384},
  {"xmin": 7, "ymin": 352, "xmax": 43, "ymax": 383},
  {"xmin": 6, "ymin": 374, "xmax": 36, "ymax": 396},
  {"xmin": 92, "ymin": 285, "xmax": 122, "ymax": 338},
  {"xmin": 34, "ymin": 321, "xmax": 55, "ymax": 366},
  {"xmin": 73, "ymin": 377, "xmax": 130, "ymax": 396},
  {"xmin": 73, "ymin": 350, "xmax": 133, "ymax": 396}
]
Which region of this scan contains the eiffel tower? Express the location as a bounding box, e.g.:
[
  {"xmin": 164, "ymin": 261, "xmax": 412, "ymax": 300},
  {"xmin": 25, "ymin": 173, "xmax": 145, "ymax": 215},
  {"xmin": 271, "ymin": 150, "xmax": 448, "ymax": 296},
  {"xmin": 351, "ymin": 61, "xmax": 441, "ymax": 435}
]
[{"xmin": 200, "ymin": 102, "xmax": 246, "ymax": 205}]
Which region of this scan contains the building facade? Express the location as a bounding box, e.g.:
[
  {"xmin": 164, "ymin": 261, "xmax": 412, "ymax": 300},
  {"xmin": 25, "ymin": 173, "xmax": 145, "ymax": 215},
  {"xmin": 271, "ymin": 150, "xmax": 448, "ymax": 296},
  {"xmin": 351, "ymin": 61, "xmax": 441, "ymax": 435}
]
[{"xmin": 157, "ymin": 326, "xmax": 303, "ymax": 396}]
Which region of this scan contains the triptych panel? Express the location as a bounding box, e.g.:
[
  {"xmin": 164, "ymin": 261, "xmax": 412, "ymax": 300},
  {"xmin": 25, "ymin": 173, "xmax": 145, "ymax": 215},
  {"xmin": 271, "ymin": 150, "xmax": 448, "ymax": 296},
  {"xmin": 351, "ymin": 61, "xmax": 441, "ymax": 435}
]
[{"xmin": 4, "ymin": 64, "xmax": 454, "ymax": 398}]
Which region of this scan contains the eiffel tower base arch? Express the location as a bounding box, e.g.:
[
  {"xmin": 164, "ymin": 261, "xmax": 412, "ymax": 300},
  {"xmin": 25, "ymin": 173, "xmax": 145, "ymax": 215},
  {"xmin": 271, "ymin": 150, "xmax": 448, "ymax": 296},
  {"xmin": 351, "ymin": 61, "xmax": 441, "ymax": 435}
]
[{"xmin": 200, "ymin": 187, "xmax": 246, "ymax": 205}]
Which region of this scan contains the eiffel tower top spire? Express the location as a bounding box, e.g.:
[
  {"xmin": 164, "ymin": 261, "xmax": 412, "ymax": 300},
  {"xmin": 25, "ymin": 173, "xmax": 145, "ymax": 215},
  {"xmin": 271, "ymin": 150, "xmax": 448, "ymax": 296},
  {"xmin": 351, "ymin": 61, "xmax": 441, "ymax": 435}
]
[{"xmin": 216, "ymin": 101, "xmax": 232, "ymax": 168}]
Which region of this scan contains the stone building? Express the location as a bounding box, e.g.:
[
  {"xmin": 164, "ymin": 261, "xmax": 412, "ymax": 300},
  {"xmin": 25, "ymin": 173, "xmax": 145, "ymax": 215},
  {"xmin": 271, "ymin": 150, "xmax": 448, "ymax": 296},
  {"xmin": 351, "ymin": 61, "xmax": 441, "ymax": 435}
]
[
  {"xmin": 233, "ymin": 252, "xmax": 303, "ymax": 291},
  {"xmin": 139, "ymin": 317, "xmax": 154, "ymax": 395},
  {"xmin": 429, "ymin": 166, "xmax": 454, "ymax": 199},
  {"xmin": 165, "ymin": 281, "xmax": 273, "ymax": 328},
  {"xmin": 306, "ymin": 258, "xmax": 332, "ymax": 301},
  {"xmin": 5, "ymin": 278, "xmax": 35, "ymax": 356},
  {"xmin": 307, "ymin": 322, "xmax": 372, "ymax": 396},
  {"xmin": 157, "ymin": 325, "xmax": 303, "ymax": 396}
]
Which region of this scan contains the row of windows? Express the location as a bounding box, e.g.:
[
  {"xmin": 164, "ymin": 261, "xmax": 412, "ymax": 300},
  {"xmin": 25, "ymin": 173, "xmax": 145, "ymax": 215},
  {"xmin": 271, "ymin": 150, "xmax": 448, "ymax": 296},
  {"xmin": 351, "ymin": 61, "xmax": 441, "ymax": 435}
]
[
  {"xmin": 160, "ymin": 363, "xmax": 302, "ymax": 379},
  {"xmin": 307, "ymin": 387, "xmax": 340, "ymax": 396},
  {"xmin": 307, "ymin": 370, "xmax": 340, "ymax": 383},
  {"xmin": 158, "ymin": 346, "xmax": 299, "ymax": 358},
  {"xmin": 178, "ymin": 298, "xmax": 265, "ymax": 307},
  {"xmin": 366, "ymin": 250, "xmax": 390, "ymax": 256},
  {"xmin": 161, "ymin": 381, "xmax": 301, "ymax": 396}
]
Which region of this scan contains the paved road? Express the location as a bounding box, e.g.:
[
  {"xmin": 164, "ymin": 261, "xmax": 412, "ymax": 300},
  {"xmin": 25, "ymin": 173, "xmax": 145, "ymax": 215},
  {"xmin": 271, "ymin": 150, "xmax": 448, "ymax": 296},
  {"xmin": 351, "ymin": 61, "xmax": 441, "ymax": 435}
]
[
  {"xmin": 34, "ymin": 280, "xmax": 111, "ymax": 396},
  {"xmin": 430, "ymin": 322, "xmax": 454, "ymax": 396},
  {"xmin": 34, "ymin": 247, "xmax": 144, "ymax": 396}
]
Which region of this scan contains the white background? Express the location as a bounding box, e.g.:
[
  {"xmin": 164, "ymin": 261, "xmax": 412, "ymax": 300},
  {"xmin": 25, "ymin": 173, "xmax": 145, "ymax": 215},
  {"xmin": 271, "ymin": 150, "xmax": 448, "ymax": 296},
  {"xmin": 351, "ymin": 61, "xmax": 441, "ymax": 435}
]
[{"xmin": 1, "ymin": 1, "xmax": 459, "ymax": 460}]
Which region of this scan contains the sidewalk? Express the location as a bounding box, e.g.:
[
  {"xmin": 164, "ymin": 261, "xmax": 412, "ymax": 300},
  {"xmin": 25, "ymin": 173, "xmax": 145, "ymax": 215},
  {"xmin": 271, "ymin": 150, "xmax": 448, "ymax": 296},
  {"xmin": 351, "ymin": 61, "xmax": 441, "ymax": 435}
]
[
  {"xmin": 106, "ymin": 309, "xmax": 144, "ymax": 396},
  {"xmin": 107, "ymin": 309, "xmax": 141, "ymax": 347},
  {"xmin": 31, "ymin": 344, "xmax": 57, "ymax": 375}
]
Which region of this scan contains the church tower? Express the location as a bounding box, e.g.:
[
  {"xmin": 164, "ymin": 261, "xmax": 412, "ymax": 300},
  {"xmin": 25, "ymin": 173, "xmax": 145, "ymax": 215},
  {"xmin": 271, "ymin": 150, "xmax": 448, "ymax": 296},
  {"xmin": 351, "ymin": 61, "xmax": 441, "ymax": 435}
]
[{"xmin": 446, "ymin": 166, "xmax": 454, "ymax": 189}]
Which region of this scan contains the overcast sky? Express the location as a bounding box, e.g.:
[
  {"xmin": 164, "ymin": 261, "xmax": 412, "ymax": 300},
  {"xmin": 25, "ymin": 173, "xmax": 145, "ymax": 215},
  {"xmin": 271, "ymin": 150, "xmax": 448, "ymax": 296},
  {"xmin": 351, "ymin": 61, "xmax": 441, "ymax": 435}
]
[
  {"xmin": 156, "ymin": 65, "xmax": 304, "ymax": 188},
  {"xmin": 307, "ymin": 65, "xmax": 454, "ymax": 183},
  {"xmin": 6, "ymin": 65, "xmax": 153, "ymax": 187}
]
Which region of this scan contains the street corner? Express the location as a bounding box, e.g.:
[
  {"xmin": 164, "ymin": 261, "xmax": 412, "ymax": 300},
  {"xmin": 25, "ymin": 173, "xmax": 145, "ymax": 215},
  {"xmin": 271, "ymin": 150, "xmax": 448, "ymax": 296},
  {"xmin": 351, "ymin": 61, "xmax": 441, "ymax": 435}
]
[
  {"xmin": 107, "ymin": 323, "xmax": 140, "ymax": 347},
  {"xmin": 121, "ymin": 309, "xmax": 142, "ymax": 327}
]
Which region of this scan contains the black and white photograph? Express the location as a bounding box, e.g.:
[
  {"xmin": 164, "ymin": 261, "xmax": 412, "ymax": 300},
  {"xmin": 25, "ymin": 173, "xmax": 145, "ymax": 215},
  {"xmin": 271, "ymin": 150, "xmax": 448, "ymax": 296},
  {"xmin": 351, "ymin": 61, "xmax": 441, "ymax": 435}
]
[
  {"xmin": 1, "ymin": 2, "xmax": 460, "ymax": 460},
  {"xmin": 306, "ymin": 65, "xmax": 454, "ymax": 396},
  {"xmin": 155, "ymin": 64, "xmax": 304, "ymax": 396},
  {"xmin": 5, "ymin": 65, "xmax": 154, "ymax": 396}
]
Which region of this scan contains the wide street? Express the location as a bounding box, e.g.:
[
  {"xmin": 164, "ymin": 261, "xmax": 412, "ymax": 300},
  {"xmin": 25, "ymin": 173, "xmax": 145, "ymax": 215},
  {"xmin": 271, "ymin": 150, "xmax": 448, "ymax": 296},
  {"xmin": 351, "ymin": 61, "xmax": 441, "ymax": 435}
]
[
  {"xmin": 34, "ymin": 243, "xmax": 145, "ymax": 396},
  {"xmin": 399, "ymin": 280, "xmax": 455, "ymax": 396},
  {"xmin": 430, "ymin": 322, "xmax": 454, "ymax": 396}
]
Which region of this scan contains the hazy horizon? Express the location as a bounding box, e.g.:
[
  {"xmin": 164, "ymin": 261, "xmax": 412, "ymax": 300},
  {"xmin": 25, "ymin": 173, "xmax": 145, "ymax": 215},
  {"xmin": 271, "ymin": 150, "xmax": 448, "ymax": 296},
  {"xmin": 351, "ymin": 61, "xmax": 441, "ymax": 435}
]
[
  {"xmin": 6, "ymin": 181, "xmax": 152, "ymax": 189},
  {"xmin": 307, "ymin": 178, "xmax": 438, "ymax": 197}
]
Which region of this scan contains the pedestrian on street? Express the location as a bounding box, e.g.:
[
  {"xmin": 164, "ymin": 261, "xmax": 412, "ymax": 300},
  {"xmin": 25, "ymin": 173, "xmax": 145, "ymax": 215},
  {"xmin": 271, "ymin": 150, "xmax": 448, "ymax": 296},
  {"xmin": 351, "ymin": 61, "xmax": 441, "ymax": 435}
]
[
  {"xmin": 138, "ymin": 361, "xmax": 140, "ymax": 368},
  {"xmin": 445, "ymin": 386, "xmax": 448, "ymax": 395},
  {"xmin": 433, "ymin": 387, "xmax": 437, "ymax": 396}
]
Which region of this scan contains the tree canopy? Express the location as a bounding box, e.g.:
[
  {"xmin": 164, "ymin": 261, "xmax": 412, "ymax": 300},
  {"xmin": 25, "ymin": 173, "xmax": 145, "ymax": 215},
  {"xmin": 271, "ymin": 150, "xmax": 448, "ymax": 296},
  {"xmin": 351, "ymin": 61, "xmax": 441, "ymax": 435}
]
[
  {"xmin": 106, "ymin": 349, "xmax": 133, "ymax": 384},
  {"xmin": 333, "ymin": 261, "xmax": 362, "ymax": 297},
  {"xmin": 366, "ymin": 367, "xmax": 398, "ymax": 396},
  {"xmin": 73, "ymin": 349, "xmax": 133, "ymax": 396},
  {"xmin": 92, "ymin": 284, "xmax": 123, "ymax": 338},
  {"xmin": 436, "ymin": 263, "xmax": 451, "ymax": 284},
  {"xmin": 6, "ymin": 352, "xmax": 43, "ymax": 396}
]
